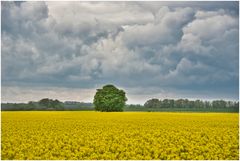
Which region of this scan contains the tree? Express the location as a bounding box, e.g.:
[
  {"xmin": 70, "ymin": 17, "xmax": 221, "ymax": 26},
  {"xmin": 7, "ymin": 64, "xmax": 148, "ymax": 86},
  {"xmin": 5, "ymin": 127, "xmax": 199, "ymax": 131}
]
[
  {"xmin": 194, "ymin": 100, "xmax": 204, "ymax": 108},
  {"xmin": 175, "ymin": 99, "xmax": 185, "ymax": 108},
  {"xmin": 93, "ymin": 84, "xmax": 127, "ymax": 112},
  {"xmin": 26, "ymin": 101, "xmax": 36, "ymax": 110},
  {"xmin": 52, "ymin": 99, "xmax": 64, "ymax": 110},
  {"xmin": 39, "ymin": 98, "xmax": 64, "ymax": 110},
  {"xmin": 212, "ymin": 100, "xmax": 227, "ymax": 109},
  {"xmin": 39, "ymin": 98, "xmax": 50, "ymax": 109},
  {"xmin": 144, "ymin": 99, "xmax": 161, "ymax": 108}
]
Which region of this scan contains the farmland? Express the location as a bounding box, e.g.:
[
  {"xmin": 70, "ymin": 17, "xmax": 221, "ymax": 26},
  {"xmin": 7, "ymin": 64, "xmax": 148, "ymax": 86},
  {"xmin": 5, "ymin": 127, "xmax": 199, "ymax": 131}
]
[{"xmin": 1, "ymin": 111, "xmax": 239, "ymax": 160}]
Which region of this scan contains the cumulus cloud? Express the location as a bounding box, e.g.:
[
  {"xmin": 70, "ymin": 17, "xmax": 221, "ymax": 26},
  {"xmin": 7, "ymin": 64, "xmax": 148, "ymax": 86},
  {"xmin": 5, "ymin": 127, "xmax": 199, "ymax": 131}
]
[{"xmin": 1, "ymin": 1, "xmax": 239, "ymax": 103}]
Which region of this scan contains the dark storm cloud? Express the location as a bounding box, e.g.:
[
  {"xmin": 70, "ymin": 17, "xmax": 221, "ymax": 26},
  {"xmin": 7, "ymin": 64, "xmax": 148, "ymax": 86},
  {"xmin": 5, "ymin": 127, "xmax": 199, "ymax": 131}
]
[{"xmin": 1, "ymin": 1, "xmax": 239, "ymax": 103}]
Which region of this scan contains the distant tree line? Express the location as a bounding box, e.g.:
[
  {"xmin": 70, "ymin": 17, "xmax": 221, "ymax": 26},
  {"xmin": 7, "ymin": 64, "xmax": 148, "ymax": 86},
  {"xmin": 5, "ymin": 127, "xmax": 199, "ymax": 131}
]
[
  {"xmin": 1, "ymin": 98, "xmax": 94, "ymax": 111},
  {"xmin": 122, "ymin": 99, "xmax": 239, "ymax": 113},
  {"xmin": 1, "ymin": 98, "xmax": 239, "ymax": 112},
  {"xmin": 143, "ymin": 98, "xmax": 239, "ymax": 111}
]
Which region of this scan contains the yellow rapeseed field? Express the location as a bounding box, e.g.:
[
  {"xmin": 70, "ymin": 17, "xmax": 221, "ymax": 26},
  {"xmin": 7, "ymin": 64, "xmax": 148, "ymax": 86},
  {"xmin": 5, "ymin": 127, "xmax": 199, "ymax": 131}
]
[{"xmin": 1, "ymin": 112, "xmax": 239, "ymax": 160}]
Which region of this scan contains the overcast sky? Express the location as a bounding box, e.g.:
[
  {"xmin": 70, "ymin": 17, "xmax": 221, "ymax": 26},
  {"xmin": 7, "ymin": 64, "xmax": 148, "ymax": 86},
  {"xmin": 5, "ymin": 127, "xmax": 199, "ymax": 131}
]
[{"xmin": 1, "ymin": 1, "xmax": 239, "ymax": 104}]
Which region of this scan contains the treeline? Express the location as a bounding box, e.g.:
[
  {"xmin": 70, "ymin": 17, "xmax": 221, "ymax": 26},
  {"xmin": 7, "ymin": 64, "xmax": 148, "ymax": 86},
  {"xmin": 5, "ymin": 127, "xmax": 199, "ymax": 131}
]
[
  {"xmin": 144, "ymin": 98, "xmax": 239, "ymax": 109},
  {"xmin": 1, "ymin": 98, "xmax": 94, "ymax": 111},
  {"xmin": 1, "ymin": 98, "xmax": 239, "ymax": 112},
  {"xmin": 124, "ymin": 99, "xmax": 239, "ymax": 112}
]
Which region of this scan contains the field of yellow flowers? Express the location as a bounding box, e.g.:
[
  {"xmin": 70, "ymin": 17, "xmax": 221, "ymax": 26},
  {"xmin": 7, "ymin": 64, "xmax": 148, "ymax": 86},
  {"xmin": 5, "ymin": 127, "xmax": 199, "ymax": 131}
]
[{"xmin": 1, "ymin": 111, "xmax": 239, "ymax": 160}]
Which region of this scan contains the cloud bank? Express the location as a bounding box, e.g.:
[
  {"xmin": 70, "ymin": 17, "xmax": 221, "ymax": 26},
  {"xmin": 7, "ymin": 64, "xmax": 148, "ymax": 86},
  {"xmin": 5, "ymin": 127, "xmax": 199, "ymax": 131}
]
[{"xmin": 1, "ymin": 1, "xmax": 239, "ymax": 103}]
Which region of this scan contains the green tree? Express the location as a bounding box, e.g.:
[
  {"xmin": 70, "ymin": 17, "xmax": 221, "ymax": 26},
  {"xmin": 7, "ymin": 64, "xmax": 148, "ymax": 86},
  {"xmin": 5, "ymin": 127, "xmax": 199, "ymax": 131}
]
[
  {"xmin": 194, "ymin": 100, "xmax": 204, "ymax": 108},
  {"xmin": 144, "ymin": 98, "xmax": 161, "ymax": 108},
  {"xmin": 93, "ymin": 84, "xmax": 127, "ymax": 112},
  {"xmin": 162, "ymin": 99, "xmax": 170, "ymax": 108},
  {"xmin": 39, "ymin": 98, "xmax": 50, "ymax": 109},
  {"xmin": 39, "ymin": 98, "xmax": 64, "ymax": 110},
  {"xmin": 212, "ymin": 100, "xmax": 227, "ymax": 109},
  {"xmin": 175, "ymin": 99, "xmax": 185, "ymax": 108},
  {"xmin": 52, "ymin": 99, "xmax": 64, "ymax": 110},
  {"xmin": 26, "ymin": 101, "xmax": 36, "ymax": 110}
]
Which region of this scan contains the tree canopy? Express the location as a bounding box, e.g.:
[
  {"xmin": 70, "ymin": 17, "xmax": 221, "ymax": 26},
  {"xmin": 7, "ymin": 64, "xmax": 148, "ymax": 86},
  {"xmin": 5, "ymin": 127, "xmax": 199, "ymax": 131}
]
[
  {"xmin": 144, "ymin": 98, "xmax": 238, "ymax": 109},
  {"xmin": 39, "ymin": 98, "xmax": 64, "ymax": 110},
  {"xmin": 93, "ymin": 84, "xmax": 127, "ymax": 112}
]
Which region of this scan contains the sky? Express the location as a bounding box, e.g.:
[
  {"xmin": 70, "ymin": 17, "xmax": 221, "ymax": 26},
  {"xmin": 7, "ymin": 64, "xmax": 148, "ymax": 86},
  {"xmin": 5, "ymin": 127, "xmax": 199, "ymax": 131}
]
[{"xmin": 1, "ymin": 1, "xmax": 239, "ymax": 104}]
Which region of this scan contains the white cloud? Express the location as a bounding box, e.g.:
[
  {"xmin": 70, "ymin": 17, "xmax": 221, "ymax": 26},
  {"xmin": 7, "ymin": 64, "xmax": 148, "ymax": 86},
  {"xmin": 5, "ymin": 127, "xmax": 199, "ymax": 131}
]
[{"xmin": 183, "ymin": 13, "xmax": 238, "ymax": 41}]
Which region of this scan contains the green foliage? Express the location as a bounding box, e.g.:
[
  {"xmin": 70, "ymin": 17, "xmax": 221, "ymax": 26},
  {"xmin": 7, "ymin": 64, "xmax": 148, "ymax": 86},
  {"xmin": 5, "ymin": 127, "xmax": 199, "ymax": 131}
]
[
  {"xmin": 1, "ymin": 96, "xmax": 238, "ymax": 113},
  {"xmin": 39, "ymin": 98, "xmax": 64, "ymax": 110},
  {"xmin": 1, "ymin": 101, "xmax": 94, "ymax": 111},
  {"xmin": 143, "ymin": 98, "xmax": 239, "ymax": 111},
  {"xmin": 144, "ymin": 99, "xmax": 160, "ymax": 108},
  {"xmin": 93, "ymin": 84, "xmax": 127, "ymax": 112}
]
